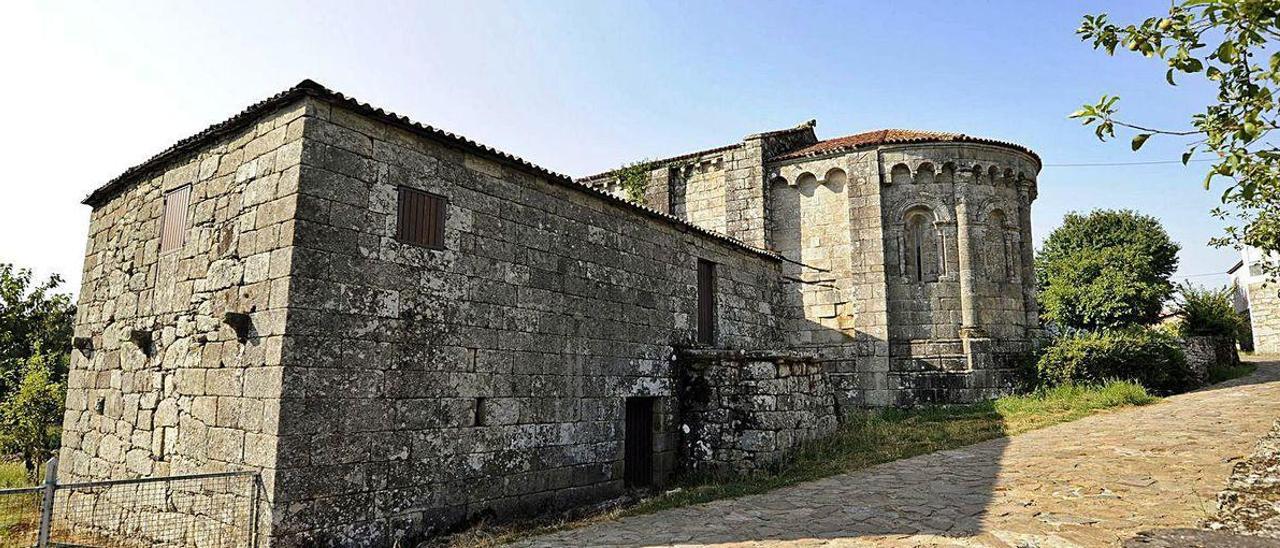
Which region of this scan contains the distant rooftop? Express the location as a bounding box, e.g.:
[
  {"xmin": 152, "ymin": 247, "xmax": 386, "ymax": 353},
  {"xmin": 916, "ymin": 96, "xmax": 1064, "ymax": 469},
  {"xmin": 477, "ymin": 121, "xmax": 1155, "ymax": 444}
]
[{"xmin": 774, "ymin": 128, "xmax": 1040, "ymax": 163}]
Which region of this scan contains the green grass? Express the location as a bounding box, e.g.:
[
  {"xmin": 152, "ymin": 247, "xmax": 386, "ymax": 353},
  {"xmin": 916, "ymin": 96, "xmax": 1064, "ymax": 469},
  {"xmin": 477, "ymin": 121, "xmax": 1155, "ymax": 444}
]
[
  {"xmin": 1207, "ymin": 361, "xmax": 1257, "ymax": 385},
  {"xmin": 0, "ymin": 462, "xmax": 32, "ymax": 489},
  {"xmin": 0, "ymin": 461, "xmax": 39, "ymax": 541},
  {"xmin": 448, "ymin": 380, "xmax": 1158, "ymax": 546}
]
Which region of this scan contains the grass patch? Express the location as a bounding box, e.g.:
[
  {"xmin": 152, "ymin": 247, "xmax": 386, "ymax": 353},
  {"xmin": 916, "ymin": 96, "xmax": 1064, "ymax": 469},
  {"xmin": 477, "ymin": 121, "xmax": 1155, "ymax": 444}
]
[
  {"xmin": 1207, "ymin": 361, "xmax": 1257, "ymax": 385},
  {"xmin": 446, "ymin": 380, "xmax": 1158, "ymax": 546},
  {"xmin": 0, "ymin": 461, "xmax": 39, "ymax": 541},
  {"xmin": 0, "ymin": 462, "xmax": 32, "ymax": 489}
]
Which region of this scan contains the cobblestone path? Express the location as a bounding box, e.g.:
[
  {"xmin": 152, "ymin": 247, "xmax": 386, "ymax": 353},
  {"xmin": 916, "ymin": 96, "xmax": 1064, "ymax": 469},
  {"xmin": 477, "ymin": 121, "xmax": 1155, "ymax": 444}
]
[{"xmin": 515, "ymin": 360, "xmax": 1280, "ymax": 547}]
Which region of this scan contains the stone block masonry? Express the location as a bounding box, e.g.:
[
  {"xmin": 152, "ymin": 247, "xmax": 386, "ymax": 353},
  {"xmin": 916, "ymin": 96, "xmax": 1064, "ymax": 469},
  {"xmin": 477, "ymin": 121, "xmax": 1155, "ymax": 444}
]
[
  {"xmin": 62, "ymin": 99, "xmax": 305, "ymax": 540},
  {"xmin": 677, "ymin": 348, "xmax": 837, "ymax": 475},
  {"xmin": 1247, "ymin": 281, "xmax": 1280, "ymax": 354},
  {"xmin": 1183, "ymin": 335, "xmax": 1240, "ymax": 385},
  {"xmin": 66, "ymin": 80, "xmax": 1043, "ymax": 546},
  {"xmin": 267, "ymin": 97, "xmax": 787, "ymax": 545}
]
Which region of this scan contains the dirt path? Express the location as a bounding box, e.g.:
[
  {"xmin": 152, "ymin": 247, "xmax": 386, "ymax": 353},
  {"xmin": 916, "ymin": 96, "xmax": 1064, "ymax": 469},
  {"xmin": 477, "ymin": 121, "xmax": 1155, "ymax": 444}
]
[{"xmin": 513, "ymin": 360, "xmax": 1280, "ymax": 547}]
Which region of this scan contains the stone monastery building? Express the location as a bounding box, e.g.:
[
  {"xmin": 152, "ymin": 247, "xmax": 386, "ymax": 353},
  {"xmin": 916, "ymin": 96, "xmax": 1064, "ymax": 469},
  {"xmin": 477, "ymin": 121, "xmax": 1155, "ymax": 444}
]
[{"xmin": 61, "ymin": 80, "xmax": 1041, "ymax": 545}]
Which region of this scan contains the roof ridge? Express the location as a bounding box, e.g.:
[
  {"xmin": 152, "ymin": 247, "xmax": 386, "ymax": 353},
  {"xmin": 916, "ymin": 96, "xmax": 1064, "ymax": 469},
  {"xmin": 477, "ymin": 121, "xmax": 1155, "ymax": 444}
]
[
  {"xmin": 83, "ymin": 79, "xmax": 782, "ymax": 262},
  {"xmin": 772, "ymin": 127, "xmax": 1038, "ymax": 163}
]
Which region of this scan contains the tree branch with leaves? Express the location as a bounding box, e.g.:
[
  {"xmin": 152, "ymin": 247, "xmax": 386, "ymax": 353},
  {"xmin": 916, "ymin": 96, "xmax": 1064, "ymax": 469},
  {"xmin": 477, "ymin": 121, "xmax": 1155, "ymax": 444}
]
[{"xmin": 1072, "ymin": 0, "xmax": 1280, "ymax": 275}]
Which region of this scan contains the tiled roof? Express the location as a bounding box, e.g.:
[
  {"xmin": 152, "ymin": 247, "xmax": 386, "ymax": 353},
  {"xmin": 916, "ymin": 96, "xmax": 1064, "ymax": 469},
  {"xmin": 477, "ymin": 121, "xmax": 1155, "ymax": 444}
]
[
  {"xmin": 82, "ymin": 79, "xmax": 781, "ymax": 261},
  {"xmin": 773, "ymin": 128, "xmax": 1040, "ymax": 163}
]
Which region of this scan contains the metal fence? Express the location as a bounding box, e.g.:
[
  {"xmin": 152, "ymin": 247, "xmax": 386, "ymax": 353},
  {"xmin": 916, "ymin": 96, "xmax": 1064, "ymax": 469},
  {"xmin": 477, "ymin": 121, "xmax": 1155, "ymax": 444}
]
[{"xmin": 0, "ymin": 459, "xmax": 259, "ymax": 548}]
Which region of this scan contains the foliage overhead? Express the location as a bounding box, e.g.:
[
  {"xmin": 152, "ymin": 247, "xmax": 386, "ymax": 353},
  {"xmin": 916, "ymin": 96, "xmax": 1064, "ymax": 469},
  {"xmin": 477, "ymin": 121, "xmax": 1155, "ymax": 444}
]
[
  {"xmin": 1072, "ymin": 0, "xmax": 1280, "ymax": 274},
  {"xmin": 1036, "ymin": 210, "xmax": 1181, "ymax": 331},
  {"xmin": 0, "ymin": 264, "xmax": 75, "ymax": 399},
  {"xmin": 0, "ymin": 353, "xmax": 66, "ymax": 476}
]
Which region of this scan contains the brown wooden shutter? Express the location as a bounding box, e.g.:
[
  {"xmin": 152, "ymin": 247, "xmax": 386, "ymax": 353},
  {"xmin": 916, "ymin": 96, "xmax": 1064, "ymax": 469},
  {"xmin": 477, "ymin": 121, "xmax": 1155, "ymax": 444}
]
[
  {"xmin": 396, "ymin": 187, "xmax": 446, "ymax": 248},
  {"xmin": 697, "ymin": 259, "xmax": 716, "ymax": 345},
  {"xmin": 160, "ymin": 185, "xmax": 191, "ymax": 253}
]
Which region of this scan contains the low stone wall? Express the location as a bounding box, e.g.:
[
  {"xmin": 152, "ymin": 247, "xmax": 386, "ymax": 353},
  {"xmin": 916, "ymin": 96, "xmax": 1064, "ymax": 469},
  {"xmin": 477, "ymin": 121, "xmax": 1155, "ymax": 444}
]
[
  {"xmin": 677, "ymin": 348, "xmax": 838, "ymax": 475},
  {"xmin": 1183, "ymin": 335, "xmax": 1240, "ymax": 384},
  {"xmin": 1205, "ymin": 419, "xmax": 1280, "ymax": 538}
]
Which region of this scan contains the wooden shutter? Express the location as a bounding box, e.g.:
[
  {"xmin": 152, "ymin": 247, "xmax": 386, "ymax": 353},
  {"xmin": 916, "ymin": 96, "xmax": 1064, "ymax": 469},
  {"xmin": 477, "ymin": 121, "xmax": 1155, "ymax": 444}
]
[
  {"xmin": 697, "ymin": 259, "xmax": 716, "ymax": 345},
  {"xmin": 396, "ymin": 187, "xmax": 446, "ymax": 248},
  {"xmin": 160, "ymin": 185, "xmax": 191, "ymax": 253}
]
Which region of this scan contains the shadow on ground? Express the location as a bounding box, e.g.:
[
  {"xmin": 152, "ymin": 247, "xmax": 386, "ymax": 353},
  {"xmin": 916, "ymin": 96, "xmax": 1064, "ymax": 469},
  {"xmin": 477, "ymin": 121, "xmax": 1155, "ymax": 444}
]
[{"xmin": 511, "ymin": 361, "xmax": 1280, "ymax": 547}]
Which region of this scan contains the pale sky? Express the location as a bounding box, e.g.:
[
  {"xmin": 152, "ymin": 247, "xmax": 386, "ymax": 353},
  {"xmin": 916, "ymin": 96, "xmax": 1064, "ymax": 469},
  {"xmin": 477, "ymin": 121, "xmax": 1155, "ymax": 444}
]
[{"xmin": 0, "ymin": 0, "xmax": 1237, "ymax": 297}]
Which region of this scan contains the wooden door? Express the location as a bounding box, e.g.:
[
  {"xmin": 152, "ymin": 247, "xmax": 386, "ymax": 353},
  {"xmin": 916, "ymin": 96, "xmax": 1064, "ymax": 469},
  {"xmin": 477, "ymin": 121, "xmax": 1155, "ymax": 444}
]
[{"xmin": 624, "ymin": 397, "xmax": 655, "ymax": 488}]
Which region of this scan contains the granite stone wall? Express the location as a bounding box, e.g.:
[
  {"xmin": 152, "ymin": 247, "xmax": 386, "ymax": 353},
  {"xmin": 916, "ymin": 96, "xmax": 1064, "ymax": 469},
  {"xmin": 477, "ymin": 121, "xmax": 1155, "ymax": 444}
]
[
  {"xmin": 876, "ymin": 145, "xmax": 1038, "ymax": 406},
  {"xmin": 763, "ymin": 143, "xmax": 1040, "ymax": 407},
  {"xmin": 61, "ymin": 102, "xmax": 307, "ymax": 540},
  {"xmin": 671, "ymin": 156, "xmax": 730, "ymax": 236},
  {"xmin": 677, "ymin": 348, "xmax": 837, "ymax": 475},
  {"xmin": 766, "ymin": 151, "xmax": 885, "ymax": 407},
  {"xmin": 65, "ymin": 81, "xmax": 1047, "ymax": 545},
  {"xmin": 1183, "ymin": 335, "xmax": 1240, "ymax": 384},
  {"xmin": 1247, "ymin": 281, "xmax": 1280, "ymax": 354},
  {"xmin": 268, "ymin": 98, "xmax": 789, "ymax": 545}
]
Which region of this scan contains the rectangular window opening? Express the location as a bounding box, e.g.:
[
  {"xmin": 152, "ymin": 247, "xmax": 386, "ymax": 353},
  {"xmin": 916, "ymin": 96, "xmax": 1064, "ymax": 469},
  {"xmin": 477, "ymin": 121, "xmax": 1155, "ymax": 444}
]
[
  {"xmin": 396, "ymin": 187, "xmax": 447, "ymax": 249},
  {"xmin": 697, "ymin": 259, "xmax": 717, "ymax": 345},
  {"xmin": 160, "ymin": 185, "xmax": 192, "ymax": 254},
  {"xmin": 473, "ymin": 397, "xmax": 487, "ymax": 427}
]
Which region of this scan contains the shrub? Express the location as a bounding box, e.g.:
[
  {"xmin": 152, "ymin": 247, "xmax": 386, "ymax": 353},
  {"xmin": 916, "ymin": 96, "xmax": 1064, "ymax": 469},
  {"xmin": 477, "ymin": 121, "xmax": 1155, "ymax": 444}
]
[
  {"xmin": 1036, "ymin": 210, "xmax": 1179, "ymax": 331},
  {"xmin": 1036, "ymin": 328, "xmax": 1192, "ymax": 393},
  {"xmin": 1174, "ymin": 282, "xmax": 1241, "ymax": 338}
]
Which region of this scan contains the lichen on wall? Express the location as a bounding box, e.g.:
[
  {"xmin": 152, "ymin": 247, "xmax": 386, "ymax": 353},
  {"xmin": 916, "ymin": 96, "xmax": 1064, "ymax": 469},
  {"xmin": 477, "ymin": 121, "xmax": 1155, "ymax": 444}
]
[{"xmin": 676, "ymin": 348, "xmax": 838, "ymax": 475}]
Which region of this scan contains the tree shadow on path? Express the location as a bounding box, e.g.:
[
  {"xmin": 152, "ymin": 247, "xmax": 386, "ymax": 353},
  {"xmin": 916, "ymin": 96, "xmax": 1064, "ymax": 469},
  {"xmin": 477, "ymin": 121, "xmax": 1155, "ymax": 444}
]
[{"xmin": 515, "ymin": 361, "xmax": 1280, "ymax": 547}]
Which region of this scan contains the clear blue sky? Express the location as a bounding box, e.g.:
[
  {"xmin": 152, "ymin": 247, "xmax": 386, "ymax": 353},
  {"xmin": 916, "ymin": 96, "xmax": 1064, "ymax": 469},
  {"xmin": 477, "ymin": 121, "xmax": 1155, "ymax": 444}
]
[{"xmin": 0, "ymin": 0, "xmax": 1235, "ymax": 293}]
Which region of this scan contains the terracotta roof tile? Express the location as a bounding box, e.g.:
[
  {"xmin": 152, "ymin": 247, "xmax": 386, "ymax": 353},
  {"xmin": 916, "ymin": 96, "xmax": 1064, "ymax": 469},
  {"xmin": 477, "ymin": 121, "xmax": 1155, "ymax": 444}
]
[
  {"xmin": 773, "ymin": 128, "xmax": 1039, "ymax": 163},
  {"xmin": 83, "ymin": 79, "xmax": 781, "ymax": 261}
]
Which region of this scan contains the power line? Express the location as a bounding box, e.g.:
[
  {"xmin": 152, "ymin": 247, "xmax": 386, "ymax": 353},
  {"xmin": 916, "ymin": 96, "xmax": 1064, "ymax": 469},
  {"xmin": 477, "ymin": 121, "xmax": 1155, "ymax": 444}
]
[
  {"xmin": 1172, "ymin": 271, "xmax": 1229, "ymax": 279},
  {"xmin": 1043, "ymin": 158, "xmax": 1217, "ymax": 167}
]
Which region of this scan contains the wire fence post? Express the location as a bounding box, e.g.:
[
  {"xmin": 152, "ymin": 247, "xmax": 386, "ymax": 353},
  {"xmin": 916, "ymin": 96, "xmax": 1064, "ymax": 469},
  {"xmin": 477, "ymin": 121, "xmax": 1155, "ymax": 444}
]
[
  {"xmin": 250, "ymin": 474, "xmax": 262, "ymax": 548},
  {"xmin": 36, "ymin": 457, "xmax": 58, "ymax": 548}
]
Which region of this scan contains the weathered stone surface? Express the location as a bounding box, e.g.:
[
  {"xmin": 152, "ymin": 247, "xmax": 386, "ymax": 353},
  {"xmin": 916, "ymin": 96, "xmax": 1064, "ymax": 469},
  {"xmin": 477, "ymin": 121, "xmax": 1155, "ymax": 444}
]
[
  {"xmin": 1184, "ymin": 334, "xmax": 1241, "ymax": 384},
  {"xmin": 1206, "ymin": 419, "xmax": 1280, "ymax": 538},
  {"xmin": 66, "ymin": 83, "xmax": 1046, "ymax": 546},
  {"xmin": 517, "ymin": 360, "xmax": 1280, "ymax": 547},
  {"xmin": 678, "ymin": 349, "xmax": 836, "ymax": 475},
  {"xmin": 61, "ymin": 100, "xmax": 304, "ymax": 543}
]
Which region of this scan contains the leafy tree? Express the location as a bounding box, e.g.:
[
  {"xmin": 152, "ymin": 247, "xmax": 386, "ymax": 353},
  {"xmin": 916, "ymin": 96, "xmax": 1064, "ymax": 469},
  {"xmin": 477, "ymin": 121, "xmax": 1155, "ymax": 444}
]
[
  {"xmin": 0, "ymin": 264, "xmax": 75, "ymax": 399},
  {"xmin": 0, "ymin": 353, "xmax": 65, "ymax": 477},
  {"xmin": 1037, "ymin": 210, "xmax": 1181, "ymax": 331},
  {"xmin": 1072, "ymin": 1, "xmax": 1280, "ymax": 273}
]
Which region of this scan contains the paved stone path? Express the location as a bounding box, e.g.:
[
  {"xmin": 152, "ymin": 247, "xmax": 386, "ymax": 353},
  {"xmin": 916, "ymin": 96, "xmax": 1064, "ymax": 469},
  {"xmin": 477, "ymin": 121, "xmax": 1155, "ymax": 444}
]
[{"xmin": 514, "ymin": 360, "xmax": 1280, "ymax": 547}]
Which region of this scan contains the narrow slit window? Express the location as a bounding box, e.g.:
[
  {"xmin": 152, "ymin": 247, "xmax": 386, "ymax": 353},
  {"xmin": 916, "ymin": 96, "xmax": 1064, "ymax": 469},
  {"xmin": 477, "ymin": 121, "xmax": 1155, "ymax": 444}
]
[
  {"xmin": 473, "ymin": 397, "xmax": 487, "ymax": 427},
  {"xmin": 160, "ymin": 185, "xmax": 192, "ymax": 253},
  {"xmin": 396, "ymin": 187, "xmax": 447, "ymax": 248}
]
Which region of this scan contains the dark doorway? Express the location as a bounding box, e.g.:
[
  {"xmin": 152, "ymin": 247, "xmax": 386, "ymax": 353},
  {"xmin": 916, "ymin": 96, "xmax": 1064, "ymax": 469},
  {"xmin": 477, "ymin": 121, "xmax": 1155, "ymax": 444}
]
[
  {"xmin": 697, "ymin": 259, "xmax": 716, "ymax": 345},
  {"xmin": 623, "ymin": 397, "xmax": 655, "ymax": 488}
]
